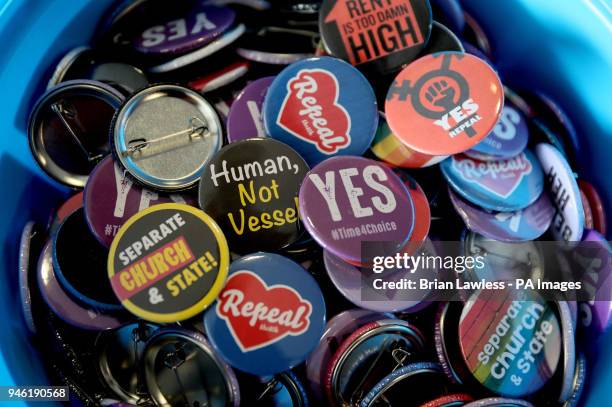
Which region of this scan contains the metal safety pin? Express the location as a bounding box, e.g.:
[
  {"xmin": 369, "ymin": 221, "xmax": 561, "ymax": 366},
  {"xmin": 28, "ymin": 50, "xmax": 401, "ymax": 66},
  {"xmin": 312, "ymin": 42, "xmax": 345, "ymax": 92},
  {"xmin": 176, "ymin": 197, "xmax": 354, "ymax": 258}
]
[
  {"xmin": 164, "ymin": 342, "xmax": 210, "ymax": 407},
  {"xmin": 349, "ymin": 339, "xmax": 412, "ymax": 406},
  {"xmin": 51, "ymin": 102, "xmax": 104, "ymax": 162},
  {"xmin": 122, "ymin": 117, "xmax": 209, "ymax": 158},
  {"xmin": 256, "ymin": 378, "xmax": 281, "ymax": 401},
  {"xmin": 131, "ymin": 323, "xmax": 153, "ymax": 398}
]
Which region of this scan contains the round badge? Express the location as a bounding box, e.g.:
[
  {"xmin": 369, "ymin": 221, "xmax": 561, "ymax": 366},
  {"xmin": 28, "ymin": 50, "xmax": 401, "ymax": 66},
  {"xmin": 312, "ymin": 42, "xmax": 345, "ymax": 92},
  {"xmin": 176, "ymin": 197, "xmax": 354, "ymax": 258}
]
[
  {"xmin": 108, "ymin": 203, "xmax": 229, "ymax": 323},
  {"xmin": 434, "ymin": 302, "xmax": 469, "ymax": 383},
  {"xmin": 464, "ymin": 398, "xmax": 534, "ymax": 407},
  {"xmin": 305, "ymin": 309, "xmax": 390, "ymax": 401},
  {"xmin": 263, "ymin": 56, "xmax": 378, "ymax": 166},
  {"xmin": 28, "ymin": 80, "xmax": 124, "ymax": 188},
  {"xmin": 579, "ymin": 188, "xmax": 594, "ymax": 230},
  {"xmin": 371, "ymin": 113, "xmax": 448, "ymax": 168},
  {"xmin": 449, "ymin": 188, "xmax": 554, "ymax": 242},
  {"xmin": 576, "ymin": 230, "xmax": 612, "ymax": 335},
  {"xmin": 148, "ymin": 23, "xmax": 246, "ymax": 74},
  {"xmin": 563, "ymin": 353, "xmax": 586, "ymax": 407},
  {"xmin": 19, "ymin": 222, "xmax": 45, "ymax": 334},
  {"xmin": 418, "ymin": 20, "xmax": 464, "ymax": 55},
  {"xmin": 85, "ymin": 156, "xmax": 195, "ymax": 247},
  {"xmin": 318, "ymin": 0, "xmax": 432, "ymax": 73},
  {"xmin": 47, "ymin": 47, "xmax": 149, "ymax": 94},
  {"xmin": 299, "ymin": 156, "xmax": 414, "ymax": 265},
  {"xmin": 132, "ymin": 4, "xmax": 235, "ymax": 55},
  {"xmin": 461, "ymin": 232, "xmax": 545, "ymax": 288},
  {"xmin": 459, "ymin": 289, "xmax": 561, "ymax": 397},
  {"xmin": 323, "ymin": 249, "xmax": 429, "ymax": 312},
  {"xmin": 359, "ymin": 362, "xmax": 446, "ymax": 407},
  {"xmin": 385, "ymin": 52, "xmax": 503, "ymax": 156},
  {"xmin": 96, "ymin": 322, "xmax": 157, "ymax": 403},
  {"xmin": 53, "ymin": 208, "xmax": 121, "ymax": 311},
  {"xmin": 465, "ymin": 102, "xmax": 529, "ymax": 160},
  {"xmin": 198, "ymin": 138, "xmax": 309, "ymax": 254},
  {"xmin": 112, "ymin": 84, "xmax": 222, "ymax": 191},
  {"xmin": 535, "ymin": 143, "xmax": 584, "ymax": 243},
  {"xmin": 557, "ymin": 301, "xmax": 576, "ymax": 404},
  {"xmin": 578, "ymin": 180, "xmax": 606, "ymax": 235},
  {"xmin": 440, "ymin": 150, "xmax": 544, "ymax": 212},
  {"xmin": 226, "ymin": 77, "xmax": 275, "ymax": 143},
  {"xmin": 204, "ymin": 253, "xmax": 326, "ymax": 376},
  {"xmin": 38, "ymin": 241, "xmax": 127, "ymax": 330},
  {"xmin": 142, "ymin": 327, "xmax": 240, "ymax": 407},
  {"xmin": 325, "ymin": 318, "xmax": 426, "ymax": 406},
  {"xmin": 421, "ymin": 394, "xmax": 474, "ymax": 407}
]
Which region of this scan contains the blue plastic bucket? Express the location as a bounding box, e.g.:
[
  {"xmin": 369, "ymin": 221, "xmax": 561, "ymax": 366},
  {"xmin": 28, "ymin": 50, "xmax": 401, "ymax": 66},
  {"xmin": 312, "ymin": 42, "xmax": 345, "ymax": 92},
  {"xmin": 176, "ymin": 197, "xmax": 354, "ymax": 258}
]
[{"xmin": 0, "ymin": 0, "xmax": 610, "ymax": 405}]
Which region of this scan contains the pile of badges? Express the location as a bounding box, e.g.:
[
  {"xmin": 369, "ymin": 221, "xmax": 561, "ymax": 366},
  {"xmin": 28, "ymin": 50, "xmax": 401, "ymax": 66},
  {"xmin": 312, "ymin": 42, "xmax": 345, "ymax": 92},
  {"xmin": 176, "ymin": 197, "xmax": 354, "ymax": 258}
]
[{"xmin": 17, "ymin": 0, "xmax": 609, "ymax": 406}]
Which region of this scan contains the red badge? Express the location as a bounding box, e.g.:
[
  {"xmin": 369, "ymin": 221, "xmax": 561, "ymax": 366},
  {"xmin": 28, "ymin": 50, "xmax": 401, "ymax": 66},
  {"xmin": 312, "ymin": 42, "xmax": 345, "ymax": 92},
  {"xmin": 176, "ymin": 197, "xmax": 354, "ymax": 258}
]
[
  {"xmin": 394, "ymin": 170, "xmax": 430, "ymax": 245},
  {"xmin": 385, "ymin": 52, "xmax": 503, "ymax": 155},
  {"xmin": 216, "ymin": 270, "xmax": 313, "ymax": 352},
  {"xmin": 580, "ymin": 188, "xmax": 594, "ymax": 230},
  {"xmin": 277, "ymin": 69, "xmax": 351, "ymax": 154},
  {"xmin": 578, "ymin": 180, "xmax": 607, "ymax": 235}
]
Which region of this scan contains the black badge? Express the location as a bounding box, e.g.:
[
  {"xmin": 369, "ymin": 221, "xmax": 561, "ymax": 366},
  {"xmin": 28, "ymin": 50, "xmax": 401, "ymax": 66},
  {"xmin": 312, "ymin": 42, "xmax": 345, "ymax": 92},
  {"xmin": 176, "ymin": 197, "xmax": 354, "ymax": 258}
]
[
  {"xmin": 199, "ymin": 138, "xmax": 309, "ymax": 254},
  {"xmin": 418, "ymin": 20, "xmax": 464, "ymax": 56},
  {"xmin": 53, "ymin": 207, "xmax": 121, "ymax": 310},
  {"xmin": 319, "ymin": 0, "xmax": 432, "ymax": 74},
  {"xmin": 108, "ymin": 204, "xmax": 229, "ymax": 323}
]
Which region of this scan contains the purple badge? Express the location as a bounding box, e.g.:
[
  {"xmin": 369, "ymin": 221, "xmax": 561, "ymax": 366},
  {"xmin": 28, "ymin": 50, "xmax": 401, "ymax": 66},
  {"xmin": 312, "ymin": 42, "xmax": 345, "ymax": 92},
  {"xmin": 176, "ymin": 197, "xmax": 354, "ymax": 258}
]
[
  {"xmin": 133, "ymin": 5, "xmax": 235, "ymax": 55},
  {"xmin": 305, "ymin": 309, "xmax": 390, "ymax": 401},
  {"xmin": 84, "ymin": 156, "xmax": 195, "ymax": 247},
  {"xmin": 465, "ymin": 102, "xmax": 529, "ymax": 161},
  {"xmin": 323, "ymin": 249, "xmax": 430, "ymax": 313},
  {"xmin": 226, "ymin": 77, "xmax": 274, "ymax": 143},
  {"xmin": 449, "ymin": 187, "xmax": 554, "ymax": 242},
  {"xmin": 299, "ymin": 156, "xmax": 414, "ymax": 265},
  {"xmin": 576, "ymin": 230, "xmax": 612, "ymax": 335}
]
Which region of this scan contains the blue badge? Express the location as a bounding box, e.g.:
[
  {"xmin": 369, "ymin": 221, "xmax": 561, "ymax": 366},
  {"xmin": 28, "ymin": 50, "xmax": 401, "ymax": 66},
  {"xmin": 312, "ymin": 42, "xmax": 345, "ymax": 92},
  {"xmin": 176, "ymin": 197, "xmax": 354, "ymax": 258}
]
[
  {"xmin": 449, "ymin": 187, "xmax": 555, "ymax": 242},
  {"xmin": 440, "ymin": 150, "xmax": 544, "ymax": 212},
  {"xmin": 465, "ymin": 102, "xmax": 529, "ymax": 160},
  {"xmin": 262, "ymin": 56, "xmax": 378, "ymax": 166},
  {"xmin": 204, "ymin": 252, "xmax": 326, "ymax": 376}
]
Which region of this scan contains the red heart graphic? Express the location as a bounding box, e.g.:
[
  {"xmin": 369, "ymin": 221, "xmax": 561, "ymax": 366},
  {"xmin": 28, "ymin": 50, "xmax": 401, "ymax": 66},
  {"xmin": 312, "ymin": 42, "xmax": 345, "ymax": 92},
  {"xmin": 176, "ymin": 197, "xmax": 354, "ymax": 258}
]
[
  {"xmin": 451, "ymin": 153, "xmax": 533, "ymax": 198},
  {"xmin": 216, "ymin": 271, "xmax": 312, "ymax": 352},
  {"xmin": 277, "ymin": 68, "xmax": 352, "ymax": 154}
]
